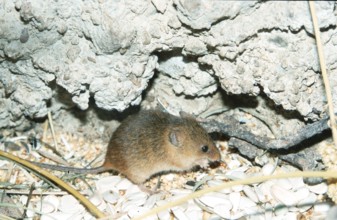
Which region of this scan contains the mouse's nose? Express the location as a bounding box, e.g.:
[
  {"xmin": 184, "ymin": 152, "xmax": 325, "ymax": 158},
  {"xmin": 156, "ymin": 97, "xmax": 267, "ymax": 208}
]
[{"xmin": 211, "ymin": 146, "xmax": 221, "ymax": 161}]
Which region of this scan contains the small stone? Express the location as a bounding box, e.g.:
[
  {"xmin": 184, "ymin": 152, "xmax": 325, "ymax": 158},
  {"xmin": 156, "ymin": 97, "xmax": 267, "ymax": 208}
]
[
  {"xmin": 274, "ymin": 203, "xmax": 288, "ymax": 216},
  {"xmin": 243, "ymin": 186, "xmax": 259, "ymax": 203},
  {"xmin": 199, "ymin": 193, "xmax": 232, "ymax": 208},
  {"xmin": 270, "ymin": 184, "xmax": 298, "ymax": 206},
  {"xmin": 297, "ymin": 193, "xmax": 317, "ymax": 212},
  {"xmin": 171, "ymin": 207, "xmax": 189, "ymax": 220},
  {"xmin": 288, "ymin": 177, "xmax": 305, "ymax": 190},
  {"xmin": 261, "ymin": 163, "xmax": 276, "ymax": 176},
  {"xmin": 314, "ymin": 202, "xmax": 333, "ymax": 213},
  {"xmin": 95, "ymin": 176, "xmax": 121, "ymax": 193},
  {"xmin": 239, "ymin": 196, "xmax": 257, "ymax": 210},
  {"xmin": 128, "ymin": 207, "xmax": 151, "ymax": 218},
  {"xmin": 102, "ymin": 191, "xmax": 118, "ymax": 204},
  {"xmin": 89, "ymin": 193, "xmax": 103, "ymax": 206},
  {"xmin": 308, "ymin": 182, "xmax": 328, "ymax": 195},
  {"xmin": 229, "ymin": 192, "xmax": 241, "ymax": 212},
  {"xmin": 59, "ymin": 195, "xmax": 84, "ymax": 214},
  {"xmin": 213, "ymin": 204, "xmax": 231, "ymax": 219},
  {"xmin": 151, "ymin": 0, "xmax": 167, "ymax": 13},
  {"xmin": 326, "ymin": 206, "xmax": 337, "ymax": 220},
  {"xmin": 40, "ymin": 212, "xmax": 75, "ymax": 220},
  {"xmin": 143, "ymin": 194, "xmax": 162, "ymax": 209},
  {"xmin": 275, "ymin": 178, "xmax": 293, "ymax": 190}
]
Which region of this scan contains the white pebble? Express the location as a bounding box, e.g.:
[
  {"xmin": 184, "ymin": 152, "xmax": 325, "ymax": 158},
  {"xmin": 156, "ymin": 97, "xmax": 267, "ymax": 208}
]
[
  {"xmin": 122, "ymin": 199, "xmax": 147, "ymax": 212},
  {"xmin": 126, "ymin": 184, "xmax": 142, "ymax": 194},
  {"xmin": 162, "ymin": 173, "xmax": 175, "ymax": 181},
  {"xmin": 243, "ymin": 185, "xmax": 259, "ymax": 203},
  {"xmin": 275, "ymin": 178, "xmax": 292, "ymax": 190},
  {"xmin": 37, "ymin": 202, "xmax": 55, "ymax": 214},
  {"xmin": 95, "ymin": 176, "xmax": 121, "ymax": 193},
  {"xmin": 209, "ymin": 213, "xmax": 226, "ymax": 220},
  {"xmin": 239, "ymin": 196, "xmax": 257, "ymax": 210},
  {"xmin": 172, "ymin": 207, "xmax": 189, "ymax": 220},
  {"xmin": 38, "ymin": 195, "xmax": 60, "ymax": 214},
  {"xmin": 288, "ymin": 206, "xmax": 299, "ymax": 212},
  {"xmin": 126, "ymin": 191, "xmax": 148, "ymax": 202},
  {"xmin": 275, "ymin": 212, "xmax": 297, "ymax": 220},
  {"xmin": 207, "ymin": 179, "xmax": 223, "ymax": 187},
  {"xmin": 97, "ymin": 201, "xmax": 107, "ymax": 213},
  {"xmin": 185, "ymin": 209, "xmax": 202, "ymax": 220},
  {"xmin": 19, "ymin": 196, "xmax": 28, "ymax": 205},
  {"xmin": 213, "ymin": 204, "xmax": 231, "ymax": 219},
  {"xmin": 102, "ymin": 191, "xmax": 119, "ymax": 204},
  {"xmin": 271, "ymin": 184, "xmax": 298, "ymax": 206},
  {"xmin": 117, "ymin": 214, "xmax": 131, "ymax": 220},
  {"xmin": 263, "ymin": 203, "xmax": 273, "ymax": 219},
  {"xmin": 157, "ymin": 210, "xmax": 171, "ymax": 220},
  {"xmin": 326, "ymin": 206, "xmax": 337, "ymax": 220},
  {"xmin": 198, "ymin": 193, "xmax": 232, "ymax": 208},
  {"xmin": 242, "ymin": 205, "xmax": 261, "ymax": 216},
  {"xmin": 89, "ymin": 193, "xmax": 103, "ymax": 206},
  {"xmin": 295, "ymin": 187, "xmax": 310, "ymax": 200},
  {"xmin": 127, "ymin": 207, "xmax": 151, "ymax": 218},
  {"xmin": 254, "ymin": 185, "xmax": 268, "ymax": 203},
  {"xmin": 58, "ymin": 195, "xmax": 84, "ymax": 214},
  {"xmin": 185, "ymin": 202, "xmax": 203, "ymax": 220},
  {"xmin": 308, "ymin": 182, "xmax": 328, "ymax": 195},
  {"xmin": 26, "ymin": 203, "xmax": 35, "ymax": 218},
  {"xmin": 297, "ymin": 193, "xmax": 317, "ymax": 212},
  {"xmin": 170, "ymin": 189, "xmax": 191, "ymax": 195},
  {"xmin": 271, "ymin": 185, "xmax": 309, "ymax": 207},
  {"xmin": 274, "ymin": 204, "xmax": 288, "ymax": 216},
  {"xmin": 232, "ymin": 184, "xmax": 244, "ymax": 192},
  {"xmin": 116, "ymin": 178, "xmax": 134, "ymax": 190},
  {"xmin": 41, "ymin": 212, "xmax": 76, "ymax": 220},
  {"xmin": 227, "ymin": 159, "xmax": 241, "ymax": 169},
  {"xmin": 261, "ymin": 163, "xmax": 276, "ymax": 176},
  {"xmin": 225, "ymin": 170, "xmax": 247, "ymax": 180},
  {"xmin": 43, "ymin": 195, "xmax": 60, "ymax": 208},
  {"xmin": 295, "ymin": 187, "xmax": 310, "ymax": 201},
  {"xmin": 259, "ymin": 180, "xmax": 275, "ymax": 203},
  {"xmin": 214, "ymin": 173, "xmax": 231, "ymax": 180},
  {"xmin": 208, "ymin": 180, "xmax": 231, "ymax": 193},
  {"xmin": 288, "ymin": 177, "xmax": 305, "ymax": 190},
  {"xmin": 229, "ymin": 192, "xmax": 241, "ymax": 212},
  {"xmin": 195, "ymin": 173, "xmax": 209, "ymax": 182},
  {"xmin": 314, "ymin": 202, "xmax": 333, "ymax": 213},
  {"xmin": 143, "ymin": 193, "xmax": 162, "ymax": 209}
]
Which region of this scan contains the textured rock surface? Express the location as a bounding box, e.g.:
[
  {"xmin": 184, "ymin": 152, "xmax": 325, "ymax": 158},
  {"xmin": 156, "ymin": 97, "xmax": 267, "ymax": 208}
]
[{"xmin": 0, "ymin": 0, "xmax": 336, "ymax": 132}]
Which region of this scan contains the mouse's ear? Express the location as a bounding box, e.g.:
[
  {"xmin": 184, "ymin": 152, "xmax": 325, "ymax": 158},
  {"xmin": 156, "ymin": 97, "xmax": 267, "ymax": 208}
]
[{"xmin": 169, "ymin": 130, "xmax": 182, "ymax": 147}]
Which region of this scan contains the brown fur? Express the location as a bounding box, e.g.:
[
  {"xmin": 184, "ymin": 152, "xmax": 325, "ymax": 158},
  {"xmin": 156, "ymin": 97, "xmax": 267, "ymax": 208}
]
[{"xmin": 33, "ymin": 110, "xmax": 221, "ymax": 184}]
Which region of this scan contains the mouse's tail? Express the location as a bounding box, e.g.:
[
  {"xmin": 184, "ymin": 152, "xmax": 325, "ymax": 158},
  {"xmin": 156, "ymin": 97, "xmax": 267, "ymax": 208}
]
[{"xmin": 30, "ymin": 161, "xmax": 109, "ymax": 174}]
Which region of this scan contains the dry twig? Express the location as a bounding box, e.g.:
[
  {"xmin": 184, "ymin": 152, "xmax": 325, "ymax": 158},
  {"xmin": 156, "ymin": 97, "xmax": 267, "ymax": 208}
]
[{"xmin": 309, "ymin": 1, "xmax": 337, "ymax": 147}]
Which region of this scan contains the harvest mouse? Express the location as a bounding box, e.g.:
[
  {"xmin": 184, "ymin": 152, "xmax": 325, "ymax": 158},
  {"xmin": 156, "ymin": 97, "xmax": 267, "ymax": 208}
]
[{"xmin": 32, "ymin": 110, "xmax": 221, "ymax": 184}]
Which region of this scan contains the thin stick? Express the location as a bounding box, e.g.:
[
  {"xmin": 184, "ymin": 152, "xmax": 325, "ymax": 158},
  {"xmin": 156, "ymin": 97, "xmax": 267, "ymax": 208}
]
[
  {"xmin": 131, "ymin": 170, "xmax": 337, "ymax": 220},
  {"xmin": 0, "ymin": 214, "xmax": 16, "ymax": 220},
  {"xmin": 21, "ymin": 183, "xmax": 35, "ymax": 219},
  {"xmin": 42, "ymin": 118, "xmax": 49, "ymax": 142},
  {"xmin": 3, "ymin": 190, "xmax": 78, "ymax": 196},
  {"xmin": 309, "ymin": 1, "xmax": 337, "ymax": 147},
  {"xmin": 0, "ymin": 150, "xmax": 106, "ymax": 218},
  {"xmin": 47, "ymin": 111, "xmax": 58, "ymax": 151}
]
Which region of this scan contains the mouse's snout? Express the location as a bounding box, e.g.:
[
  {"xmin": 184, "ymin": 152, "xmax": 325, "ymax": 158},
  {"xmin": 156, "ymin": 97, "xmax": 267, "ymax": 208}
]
[
  {"xmin": 202, "ymin": 143, "xmax": 221, "ymax": 162},
  {"xmin": 210, "ymin": 147, "xmax": 221, "ymax": 162}
]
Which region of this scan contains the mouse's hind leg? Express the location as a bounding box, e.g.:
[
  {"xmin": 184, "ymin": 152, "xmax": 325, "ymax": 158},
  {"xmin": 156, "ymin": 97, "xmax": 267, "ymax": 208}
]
[{"xmin": 124, "ymin": 172, "xmax": 148, "ymax": 185}]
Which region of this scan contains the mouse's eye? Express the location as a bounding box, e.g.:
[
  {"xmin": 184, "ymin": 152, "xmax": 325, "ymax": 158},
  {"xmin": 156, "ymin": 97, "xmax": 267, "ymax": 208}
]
[{"xmin": 201, "ymin": 145, "xmax": 209, "ymax": 153}]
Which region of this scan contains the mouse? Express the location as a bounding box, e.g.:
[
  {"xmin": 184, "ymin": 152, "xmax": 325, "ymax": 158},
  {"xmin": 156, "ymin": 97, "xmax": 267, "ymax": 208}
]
[{"xmin": 31, "ymin": 110, "xmax": 221, "ymax": 185}]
